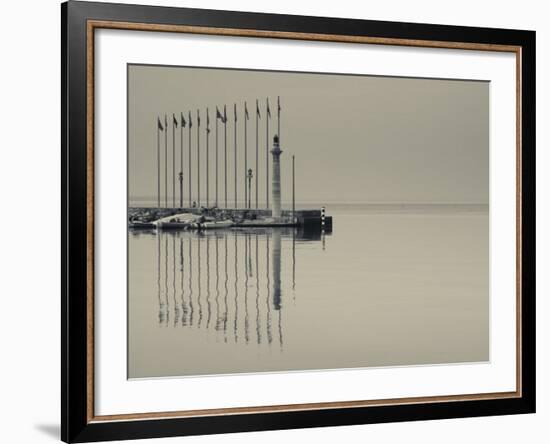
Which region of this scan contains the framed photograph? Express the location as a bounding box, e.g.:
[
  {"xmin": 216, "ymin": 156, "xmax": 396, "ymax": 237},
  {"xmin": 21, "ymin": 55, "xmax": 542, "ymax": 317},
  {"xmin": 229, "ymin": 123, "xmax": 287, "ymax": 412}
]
[{"xmin": 61, "ymin": 1, "xmax": 535, "ymax": 442}]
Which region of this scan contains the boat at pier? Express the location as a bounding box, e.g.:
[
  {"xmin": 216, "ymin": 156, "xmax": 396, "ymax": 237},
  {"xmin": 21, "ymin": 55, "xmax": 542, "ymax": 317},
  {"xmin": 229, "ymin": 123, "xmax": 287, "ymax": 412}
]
[
  {"xmin": 196, "ymin": 219, "xmax": 234, "ymax": 230},
  {"xmin": 153, "ymin": 213, "xmax": 200, "ymax": 230}
]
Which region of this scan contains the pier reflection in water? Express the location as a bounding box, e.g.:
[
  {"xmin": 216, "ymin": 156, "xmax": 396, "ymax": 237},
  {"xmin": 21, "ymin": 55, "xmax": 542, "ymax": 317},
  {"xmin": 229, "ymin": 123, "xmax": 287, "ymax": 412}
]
[
  {"xmin": 149, "ymin": 227, "xmax": 308, "ymax": 349},
  {"xmin": 129, "ymin": 206, "xmax": 489, "ymax": 378},
  {"xmin": 129, "ymin": 223, "xmax": 326, "ymax": 377}
]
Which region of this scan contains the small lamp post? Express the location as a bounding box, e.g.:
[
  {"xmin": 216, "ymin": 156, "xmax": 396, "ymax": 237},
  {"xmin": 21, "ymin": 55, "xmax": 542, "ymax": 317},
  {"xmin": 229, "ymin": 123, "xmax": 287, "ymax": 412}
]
[
  {"xmin": 178, "ymin": 172, "xmax": 184, "ymax": 208},
  {"xmin": 247, "ymin": 168, "xmax": 253, "ymax": 209}
]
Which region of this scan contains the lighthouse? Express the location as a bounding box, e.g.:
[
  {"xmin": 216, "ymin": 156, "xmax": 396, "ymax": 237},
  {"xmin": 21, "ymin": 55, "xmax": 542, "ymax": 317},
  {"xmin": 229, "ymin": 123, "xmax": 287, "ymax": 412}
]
[{"xmin": 271, "ymin": 135, "xmax": 283, "ymax": 219}]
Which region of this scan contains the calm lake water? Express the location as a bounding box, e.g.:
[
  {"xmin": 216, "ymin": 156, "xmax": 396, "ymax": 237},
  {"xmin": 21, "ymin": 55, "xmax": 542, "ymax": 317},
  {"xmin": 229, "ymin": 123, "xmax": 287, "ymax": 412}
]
[{"xmin": 128, "ymin": 204, "xmax": 489, "ymax": 378}]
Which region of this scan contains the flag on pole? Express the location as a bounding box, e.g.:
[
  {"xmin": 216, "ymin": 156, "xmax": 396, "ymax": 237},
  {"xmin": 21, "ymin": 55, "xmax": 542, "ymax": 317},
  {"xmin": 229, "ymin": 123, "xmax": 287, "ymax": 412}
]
[
  {"xmin": 188, "ymin": 111, "xmax": 192, "ymax": 128},
  {"xmin": 206, "ymin": 108, "xmax": 211, "ymax": 134},
  {"xmin": 234, "ymin": 103, "xmax": 237, "ymax": 122},
  {"xmin": 165, "ymin": 114, "xmax": 168, "ymax": 129},
  {"xmin": 216, "ymin": 106, "xmax": 224, "ymax": 122},
  {"xmin": 277, "ymin": 96, "xmax": 281, "ymax": 139},
  {"xmin": 223, "ymin": 105, "xmax": 227, "ymax": 123},
  {"xmin": 256, "ymin": 99, "xmax": 261, "ymax": 118},
  {"xmin": 245, "ymin": 102, "xmax": 249, "ymax": 120},
  {"xmin": 173, "ymin": 114, "xmax": 178, "ymax": 128},
  {"xmin": 197, "ymin": 109, "xmax": 200, "ymax": 127},
  {"xmin": 158, "ymin": 117, "xmax": 164, "ymax": 131},
  {"xmin": 267, "ymin": 98, "xmax": 271, "ymax": 118},
  {"xmin": 180, "ymin": 112, "xmax": 186, "ymax": 128}
]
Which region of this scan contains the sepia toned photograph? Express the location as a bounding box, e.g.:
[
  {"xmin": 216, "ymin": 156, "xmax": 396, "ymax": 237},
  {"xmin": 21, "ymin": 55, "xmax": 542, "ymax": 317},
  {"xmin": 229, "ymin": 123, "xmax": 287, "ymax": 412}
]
[
  {"xmin": 127, "ymin": 64, "xmax": 489, "ymax": 379},
  {"xmin": 61, "ymin": 4, "xmax": 535, "ymax": 440}
]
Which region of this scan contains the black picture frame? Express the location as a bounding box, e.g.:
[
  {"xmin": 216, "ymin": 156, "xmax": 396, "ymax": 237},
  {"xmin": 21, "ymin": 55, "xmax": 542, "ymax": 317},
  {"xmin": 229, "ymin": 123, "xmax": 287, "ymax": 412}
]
[{"xmin": 62, "ymin": 1, "xmax": 536, "ymax": 442}]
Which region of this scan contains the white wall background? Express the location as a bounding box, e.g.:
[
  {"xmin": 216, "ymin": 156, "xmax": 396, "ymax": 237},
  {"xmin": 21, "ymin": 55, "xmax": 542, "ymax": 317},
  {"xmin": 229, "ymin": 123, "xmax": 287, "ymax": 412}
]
[{"xmin": 0, "ymin": 0, "xmax": 547, "ymax": 443}]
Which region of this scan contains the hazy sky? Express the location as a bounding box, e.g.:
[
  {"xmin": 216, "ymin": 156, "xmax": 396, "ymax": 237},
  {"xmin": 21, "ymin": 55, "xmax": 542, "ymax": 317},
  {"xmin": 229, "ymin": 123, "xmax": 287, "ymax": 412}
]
[{"xmin": 128, "ymin": 65, "xmax": 488, "ymax": 206}]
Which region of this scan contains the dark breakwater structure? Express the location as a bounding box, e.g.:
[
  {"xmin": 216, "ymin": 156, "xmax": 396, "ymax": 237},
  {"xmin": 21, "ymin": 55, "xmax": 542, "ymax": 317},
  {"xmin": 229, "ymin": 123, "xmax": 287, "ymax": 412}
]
[{"xmin": 129, "ymin": 97, "xmax": 332, "ymax": 234}]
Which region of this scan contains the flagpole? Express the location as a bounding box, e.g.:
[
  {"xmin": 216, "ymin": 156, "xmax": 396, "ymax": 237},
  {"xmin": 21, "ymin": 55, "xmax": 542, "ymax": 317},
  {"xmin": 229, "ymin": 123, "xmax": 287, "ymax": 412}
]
[
  {"xmin": 247, "ymin": 169, "xmax": 252, "ymax": 210},
  {"xmin": 164, "ymin": 114, "xmax": 168, "ymax": 208},
  {"xmin": 157, "ymin": 117, "xmax": 160, "ymax": 209},
  {"xmin": 234, "ymin": 103, "xmax": 237, "ymax": 209},
  {"xmin": 180, "ymin": 113, "xmax": 183, "ymax": 208},
  {"xmin": 255, "ymin": 99, "xmax": 259, "ymax": 210},
  {"xmin": 244, "ymin": 102, "xmax": 248, "ymax": 209},
  {"xmin": 188, "ymin": 111, "xmax": 192, "ymax": 208},
  {"xmin": 197, "ymin": 109, "xmax": 200, "ymax": 208},
  {"xmin": 224, "ymin": 104, "xmax": 227, "ymax": 209},
  {"xmin": 266, "ymin": 98, "xmax": 269, "ymax": 210},
  {"xmin": 179, "ymin": 174, "xmax": 183, "ymax": 208},
  {"xmin": 216, "ymin": 110, "xmax": 218, "ymax": 208},
  {"xmin": 292, "ymin": 155, "xmax": 295, "ymax": 223},
  {"xmin": 172, "ymin": 114, "xmax": 176, "ymax": 208},
  {"xmin": 206, "ymin": 108, "xmax": 210, "ymax": 208}
]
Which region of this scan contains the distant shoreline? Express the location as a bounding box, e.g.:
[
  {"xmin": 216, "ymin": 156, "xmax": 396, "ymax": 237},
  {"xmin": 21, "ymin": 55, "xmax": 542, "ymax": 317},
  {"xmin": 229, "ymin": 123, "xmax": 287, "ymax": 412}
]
[
  {"xmin": 128, "ymin": 199, "xmax": 489, "ymax": 206},
  {"xmin": 128, "ymin": 201, "xmax": 488, "ymax": 210}
]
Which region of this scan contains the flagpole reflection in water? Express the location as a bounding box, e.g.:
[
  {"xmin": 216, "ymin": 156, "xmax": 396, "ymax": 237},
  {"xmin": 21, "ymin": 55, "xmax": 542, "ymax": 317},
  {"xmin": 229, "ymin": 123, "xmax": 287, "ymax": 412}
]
[
  {"xmin": 173, "ymin": 236, "xmax": 178, "ymax": 326},
  {"xmin": 206, "ymin": 235, "xmax": 211, "ymax": 329},
  {"xmin": 265, "ymin": 232, "xmax": 272, "ymax": 345},
  {"xmin": 255, "ymin": 234, "xmax": 261, "ymax": 345},
  {"xmin": 234, "ymin": 233, "xmax": 239, "ymax": 343},
  {"xmin": 144, "ymin": 226, "xmax": 328, "ymax": 350},
  {"xmin": 157, "ymin": 232, "xmax": 165, "ymax": 325},
  {"xmin": 164, "ymin": 232, "xmax": 169, "ymax": 326},
  {"xmin": 244, "ymin": 233, "xmax": 250, "ymax": 344},
  {"xmin": 180, "ymin": 237, "xmax": 188, "ymax": 326},
  {"xmin": 197, "ymin": 235, "xmax": 202, "ymax": 327},
  {"xmin": 188, "ymin": 235, "xmax": 194, "ymax": 326},
  {"xmin": 292, "ymin": 228, "xmax": 296, "ymax": 295},
  {"xmin": 215, "ymin": 235, "xmax": 221, "ymax": 334},
  {"xmin": 223, "ymin": 234, "xmax": 229, "ymax": 342}
]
